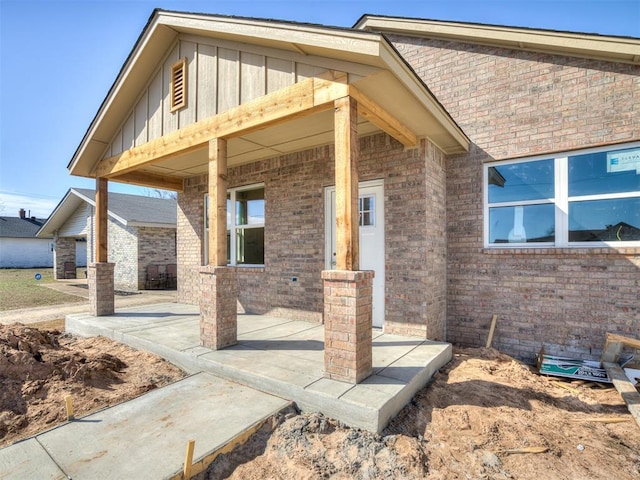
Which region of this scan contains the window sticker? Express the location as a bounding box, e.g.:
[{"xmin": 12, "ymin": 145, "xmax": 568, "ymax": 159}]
[{"xmin": 607, "ymin": 148, "xmax": 640, "ymax": 174}]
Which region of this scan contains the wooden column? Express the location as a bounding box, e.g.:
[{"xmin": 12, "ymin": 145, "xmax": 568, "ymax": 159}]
[
  {"xmin": 200, "ymin": 137, "xmax": 236, "ymax": 350},
  {"xmin": 95, "ymin": 177, "xmax": 108, "ymax": 262},
  {"xmin": 334, "ymin": 96, "xmax": 359, "ymax": 271},
  {"xmin": 90, "ymin": 176, "xmax": 114, "ymax": 316},
  {"xmin": 208, "ymin": 138, "xmax": 228, "ymax": 266}
]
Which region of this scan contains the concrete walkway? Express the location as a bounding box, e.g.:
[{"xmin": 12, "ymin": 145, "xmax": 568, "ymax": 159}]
[
  {"xmin": 0, "ymin": 279, "xmax": 177, "ymax": 325},
  {"xmin": 66, "ymin": 303, "xmax": 452, "ymax": 433},
  {"xmin": 0, "ymin": 373, "xmax": 291, "ymax": 480}
]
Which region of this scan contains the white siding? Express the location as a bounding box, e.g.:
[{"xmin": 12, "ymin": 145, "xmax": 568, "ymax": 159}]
[
  {"xmin": 0, "ymin": 238, "xmax": 54, "ymax": 268},
  {"xmin": 59, "ymin": 204, "xmax": 90, "ymax": 237}
]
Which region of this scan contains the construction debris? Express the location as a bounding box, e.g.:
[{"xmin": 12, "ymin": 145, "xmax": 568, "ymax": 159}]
[
  {"xmin": 597, "ymin": 332, "xmax": 640, "ymax": 428},
  {"xmin": 537, "ymin": 350, "xmax": 611, "ymax": 383}
]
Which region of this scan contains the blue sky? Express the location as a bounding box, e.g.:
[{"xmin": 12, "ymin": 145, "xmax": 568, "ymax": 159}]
[{"xmin": 1, "ymin": 0, "xmax": 639, "ymax": 218}]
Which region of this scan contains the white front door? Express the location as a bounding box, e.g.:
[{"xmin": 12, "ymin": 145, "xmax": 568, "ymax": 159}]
[{"xmin": 325, "ymin": 180, "xmax": 385, "ymax": 328}]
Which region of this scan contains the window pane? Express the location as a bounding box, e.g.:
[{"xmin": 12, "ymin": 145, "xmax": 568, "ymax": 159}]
[
  {"xmin": 489, "ymin": 204, "xmax": 555, "ymax": 243},
  {"xmin": 569, "ymin": 147, "xmax": 640, "ymax": 196},
  {"xmin": 569, "ymin": 198, "xmax": 640, "ymax": 242},
  {"xmin": 359, "ymin": 195, "xmax": 374, "ymax": 227},
  {"xmin": 236, "ymin": 188, "xmax": 265, "ymax": 226},
  {"xmin": 235, "ymin": 227, "xmax": 265, "ymax": 264},
  {"xmin": 488, "ymin": 159, "xmax": 554, "ymax": 203}
]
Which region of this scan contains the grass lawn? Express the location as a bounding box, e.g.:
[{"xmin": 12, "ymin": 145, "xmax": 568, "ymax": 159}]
[{"xmin": 0, "ymin": 268, "xmax": 85, "ymax": 311}]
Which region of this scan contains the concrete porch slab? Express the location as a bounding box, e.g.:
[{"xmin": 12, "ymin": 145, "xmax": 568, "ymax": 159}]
[{"xmin": 66, "ymin": 302, "xmax": 452, "ymax": 433}]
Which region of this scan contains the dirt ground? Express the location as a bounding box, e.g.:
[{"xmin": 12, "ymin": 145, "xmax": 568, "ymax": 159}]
[
  {"xmin": 0, "ymin": 323, "xmax": 186, "ymax": 447},
  {"xmin": 2, "ymin": 324, "xmax": 639, "ymax": 479},
  {"xmin": 204, "ymin": 347, "xmax": 640, "ymax": 480}
]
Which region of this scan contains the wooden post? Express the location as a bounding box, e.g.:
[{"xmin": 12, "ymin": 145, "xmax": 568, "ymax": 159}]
[
  {"xmin": 334, "ymin": 96, "xmax": 359, "ymax": 271},
  {"xmin": 95, "ymin": 177, "xmax": 108, "ymax": 263},
  {"xmin": 183, "ymin": 439, "xmax": 195, "ymax": 479},
  {"xmin": 208, "ymin": 138, "xmax": 228, "ymax": 266},
  {"xmin": 65, "ymin": 395, "xmax": 74, "ymax": 421}
]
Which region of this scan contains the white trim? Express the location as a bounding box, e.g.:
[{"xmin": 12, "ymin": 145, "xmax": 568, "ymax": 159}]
[
  {"xmin": 484, "ymin": 141, "xmax": 640, "ymax": 249},
  {"xmin": 204, "ymin": 182, "xmax": 265, "ymax": 267}
]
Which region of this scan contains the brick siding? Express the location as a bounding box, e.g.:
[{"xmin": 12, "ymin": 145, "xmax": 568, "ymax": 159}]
[
  {"xmin": 137, "ymin": 227, "xmax": 177, "ymax": 289},
  {"xmin": 177, "ymin": 133, "xmax": 447, "ymax": 339},
  {"xmin": 86, "ymin": 217, "xmax": 176, "ymax": 292},
  {"xmin": 390, "ymin": 34, "xmax": 640, "ymax": 361},
  {"xmin": 53, "ymin": 235, "xmax": 76, "ymax": 279}
]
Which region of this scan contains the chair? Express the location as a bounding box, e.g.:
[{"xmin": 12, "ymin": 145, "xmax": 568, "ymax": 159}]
[
  {"xmin": 145, "ymin": 264, "xmax": 163, "ymax": 290},
  {"xmin": 165, "ymin": 263, "xmax": 177, "ymax": 289},
  {"xmin": 63, "ymin": 261, "xmax": 76, "ymax": 279}
]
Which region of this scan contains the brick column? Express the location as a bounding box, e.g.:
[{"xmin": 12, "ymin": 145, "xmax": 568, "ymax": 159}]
[
  {"xmin": 54, "ymin": 236, "xmax": 76, "ymax": 279},
  {"xmin": 322, "ymin": 270, "xmax": 374, "ymax": 383},
  {"xmin": 200, "ymin": 266, "xmax": 238, "ymax": 350},
  {"xmin": 88, "ymin": 262, "xmax": 114, "ymax": 316}
]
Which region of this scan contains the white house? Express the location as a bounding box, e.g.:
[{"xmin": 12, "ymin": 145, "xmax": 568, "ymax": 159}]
[{"xmin": 0, "ymin": 209, "xmax": 54, "ymax": 268}]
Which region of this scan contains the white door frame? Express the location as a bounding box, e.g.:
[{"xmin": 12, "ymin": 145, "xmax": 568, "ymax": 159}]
[{"xmin": 324, "ymin": 179, "xmax": 385, "ymax": 327}]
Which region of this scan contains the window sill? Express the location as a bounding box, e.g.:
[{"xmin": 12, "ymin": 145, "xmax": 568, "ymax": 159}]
[
  {"xmin": 234, "ymin": 265, "xmax": 265, "ymax": 273},
  {"xmin": 483, "ymin": 246, "xmax": 640, "ymax": 255}
]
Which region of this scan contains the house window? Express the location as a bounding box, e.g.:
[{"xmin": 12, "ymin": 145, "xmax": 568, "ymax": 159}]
[
  {"xmin": 485, "ymin": 142, "xmax": 640, "ymax": 247},
  {"xmin": 170, "ymin": 58, "xmax": 187, "ymax": 112},
  {"xmin": 204, "ymin": 184, "xmax": 265, "ymax": 265}
]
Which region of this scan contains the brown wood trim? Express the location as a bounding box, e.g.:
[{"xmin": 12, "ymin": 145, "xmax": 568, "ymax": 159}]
[
  {"xmin": 334, "ymin": 96, "xmax": 359, "ymax": 271},
  {"xmin": 95, "ymin": 177, "xmax": 108, "ymax": 263}
]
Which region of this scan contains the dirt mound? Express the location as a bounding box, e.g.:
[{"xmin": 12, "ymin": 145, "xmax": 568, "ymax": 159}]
[
  {"xmin": 207, "ymin": 410, "xmax": 429, "ymax": 480},
  {"xmin": 205, "ymin": 347, "xmax": 640, "ymax": 480},
  {"xmin": 0, "ymin": 323, "xmax": 186, "ymax": 447}
]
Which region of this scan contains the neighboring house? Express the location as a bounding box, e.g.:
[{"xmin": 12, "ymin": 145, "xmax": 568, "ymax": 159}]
[
  {"xmin": 37, "ymin": 188, "xmax": 177, "ymax": 291},
  {"xmin": 0, "ymin": 209, "xmax": 54, "ymax": 268},
  {"xmin": 65, "ymin": 9, "xmax": 639, "ymax": 364}
]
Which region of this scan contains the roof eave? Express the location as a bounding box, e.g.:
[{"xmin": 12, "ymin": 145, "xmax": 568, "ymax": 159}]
[{"xmin": 355, "ymin": 15, "xmax": 640, "ymax": 65}]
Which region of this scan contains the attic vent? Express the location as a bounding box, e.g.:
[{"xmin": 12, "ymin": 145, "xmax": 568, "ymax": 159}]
[{"xmin": 170, "ymin": 58, "xmax": 187, "ymax": 112}]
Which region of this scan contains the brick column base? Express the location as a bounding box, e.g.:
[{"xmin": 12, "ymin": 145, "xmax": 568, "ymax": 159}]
[
  {"xmin": 322, "ymin": 270, "xmax": 374, "ymax": 383},
  {"xmin": 200, "ymin": 266, "xmax": 238, "ymax": 350},
  {"xmin": 88, "ymin": 262, "xmax": 115, "ymax": 316}
]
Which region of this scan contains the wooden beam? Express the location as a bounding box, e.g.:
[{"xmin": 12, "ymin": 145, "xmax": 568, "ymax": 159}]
[
  {"xmin": 95, "ymin": 177, "xmax": 108, "ymax": 263},
  {"xmin": 95, "ymin": 77, "xmax": 348, "ymax": 178},
  {"xmin": 208, "ymin": 138, "xmax": 228, "ymax": 266},
  {"xmin": 334, "ymin": 96, "xmax": 359, "ymax": 271},
  {"xmin": 602, "ymin": 333, "xmax": 640, "ymax": 363},
  {"xmin": 603, "ymin": 362, "xmax": 640, "ymax": 427},
  {"xmin": 349, "ymin": 85, "xmax": 418, "ymax": 148},
  {"xmin": 109, "ymin": 171, "xmax": 184, "ymax": 192}
]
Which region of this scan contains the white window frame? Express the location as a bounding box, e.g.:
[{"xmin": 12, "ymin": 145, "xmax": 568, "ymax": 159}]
[
  {"xmin": 484, "ymin": 141, "xmax": 640, "ymax": 248},
  {"xmin": 204, "ymin": 183, "xmax": 265, "ymax": 266}
]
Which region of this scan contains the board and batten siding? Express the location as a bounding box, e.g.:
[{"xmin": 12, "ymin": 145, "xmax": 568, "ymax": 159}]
[{"xmin": 103, "ymin": 36, "xmax": 372, "ymax": 159}]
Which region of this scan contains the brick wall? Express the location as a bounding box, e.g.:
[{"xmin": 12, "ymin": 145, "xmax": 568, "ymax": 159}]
[
  {"xmin": 177, "ymin": 133, "xmax": 447, "ymax": 338},
  {"xmin": 137, "ymin": 227, "xmax": 177, "ymax": 289},
  {"xmin": 390, "ymin": 34, "xmax": 640, "ymax": 361},
  {"xmin": 107, "ymin": 220, "xmax": 138, "ymax": 291},
  {"xmin": 53, "ymin": 235, "xmax": 76, "ymax": 279}
]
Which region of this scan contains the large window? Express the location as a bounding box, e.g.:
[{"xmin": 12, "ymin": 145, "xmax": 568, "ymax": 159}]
[
  {"xmin": 204, "ymin": 184, "xmax": 265, "ymax": 265},
  {"xmin": 485, "ymin": 143, "xmax": 640, "ymax": 247}
]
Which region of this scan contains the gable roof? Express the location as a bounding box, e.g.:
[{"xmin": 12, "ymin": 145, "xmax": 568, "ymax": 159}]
[
  {"xmin": 0, "ymin": 217, "xmax": 48, "ymax": 239},
  {"xmin": 37, "ymin": 188, "xmax": 177, "ymax": 237},
  {"xmin": 68, "ymin": 9, "xmax": 469, "ymax": 182},
  {"xmin": 354, "ymin": 15, "xmax": 640, "ymax": 65}
]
